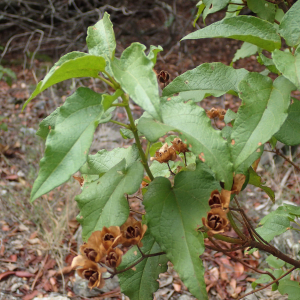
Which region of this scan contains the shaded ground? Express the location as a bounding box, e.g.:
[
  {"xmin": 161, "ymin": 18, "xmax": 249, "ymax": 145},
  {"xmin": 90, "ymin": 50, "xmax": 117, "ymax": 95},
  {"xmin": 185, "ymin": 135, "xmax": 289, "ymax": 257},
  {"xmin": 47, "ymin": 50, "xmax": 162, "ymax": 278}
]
[{"xmin": 1, "ymin": 1, "xmax": 300, "ymax": 300}]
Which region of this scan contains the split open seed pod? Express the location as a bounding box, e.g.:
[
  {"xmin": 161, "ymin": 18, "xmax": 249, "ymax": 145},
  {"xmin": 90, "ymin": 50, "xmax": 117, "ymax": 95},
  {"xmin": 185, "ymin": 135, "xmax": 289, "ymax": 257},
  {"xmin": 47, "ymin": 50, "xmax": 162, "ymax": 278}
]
[
  {"xmin": 72, "ymin": 255, "xmax": 107, "ymax": 289},
  {"xmin": 202, "ymin": 207, "xmax": 229, "ymax": 236}
]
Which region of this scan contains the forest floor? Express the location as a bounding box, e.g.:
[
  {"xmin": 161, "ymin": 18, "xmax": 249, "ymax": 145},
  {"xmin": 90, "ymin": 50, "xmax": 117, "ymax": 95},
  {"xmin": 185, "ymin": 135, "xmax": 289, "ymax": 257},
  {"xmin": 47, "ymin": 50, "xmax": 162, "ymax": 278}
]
[{"xmin": 1, "ymin": 1, "xmax": 300, "ymax": 300}]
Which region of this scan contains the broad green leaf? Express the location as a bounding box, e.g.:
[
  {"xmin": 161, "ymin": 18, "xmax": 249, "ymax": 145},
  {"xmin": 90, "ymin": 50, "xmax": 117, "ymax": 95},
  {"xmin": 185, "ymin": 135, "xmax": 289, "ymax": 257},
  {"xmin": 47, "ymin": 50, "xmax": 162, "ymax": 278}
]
[
  {"xmin": 272, "ymin": 49, "xmax": 300, "ymax": 89},
  {"xmin": 278, "ymin": 280, "xmax": 300, "ymax": 300},
  {"xmin": 23, "ymin": 52, "xmax": 106, "ymax": 109},
  {"xmin": 274, "ymin": 99, "xmax": 300, "ymax": 145},
  {"xmin": 30, "ymin": 88, "xmax": 104, "ymax": 202},
  {"xmin": 80, "ymin": 144, "xmax": 140, "ymax": 176},
  {"xmin": 102, "ymin": 89, "xmax": 123, "ymax": 111},
  {"xmin": 247, "ymin": 0, "xmax": 276, "ymax": 22},
  {"xmin": 231, "ymin": 74, "xmax": 295, "ymax": 171},
  {"xmin": 86, "ymin": 12, "xmax": 116, "ymax": 59},
  {"xmin": 248, "ymin": 168, "xmax": 274, "ymax": 202},
  {"xmin": 279, "ymin": 0, "xmax": 300, "ymax": 47},
  {"xmin": 76, "ymin": 159, "xmax": 144, "ymax": 240},
  {"xmin": 221, "ymin": 126, "xmax": 232, "ymax": 142},
  {"xmin": 147, "ymin": 45, "xmax": 163, "ymax": 65},
  {"xmin": 36, "ymin": 107, "xmax": 60, "ymax": 140},
  {"xmin": 162, "ymin": 62, "xmax": 248, "ymax": 99},
  {"xmin": 258, "ymin": 53, "xmax": 280, "ymax": 75},
  {"xmin": 256, "ymin": 205, "xmax": 297, "ymax": 242},
  {"xmin": 111, "ymin": 43, "xmax": 161, "ymax": 120},
  {"xmin": 182, "ymin": 16, "xmax": 281, "ymax": 52},
  {"xmin": 179, "ymin": 90, "xmax": 224, "ymax": 102},
  {"xmin": 235, "ymin": 145, "xmax": 264, "ymax": 175},
  {"xmin": 137, "ymin": 101, "xmax": 233, "ymax": 189},
  {"xmin": 150, "ymin": 160, "xmax": 180, "ymax": 178},
  {"xmin": 266, "ymin": 255, "xmax": 285, "ymax": 269},
  {"xmin": 118, "ymin": 231, "xmax": 168, "ymax": 300},
  {"xmin": 202, "ymin": 0, "xmax": 230, "ymax": 21},
  {"xmin": 232, "ymin": 42, "xmax": 259, "ymax": 64},
  {"xmin": 144, "ymin": 161, "xmax": 220, "ymax": 300}
]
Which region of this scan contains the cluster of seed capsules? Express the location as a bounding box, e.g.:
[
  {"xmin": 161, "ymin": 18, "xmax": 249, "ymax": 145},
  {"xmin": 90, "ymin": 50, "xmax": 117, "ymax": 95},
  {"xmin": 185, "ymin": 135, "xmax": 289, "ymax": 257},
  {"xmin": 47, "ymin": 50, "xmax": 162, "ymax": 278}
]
[{"xmin": 72, "ymin": 217, "xmax": 147, "ymax": 289}]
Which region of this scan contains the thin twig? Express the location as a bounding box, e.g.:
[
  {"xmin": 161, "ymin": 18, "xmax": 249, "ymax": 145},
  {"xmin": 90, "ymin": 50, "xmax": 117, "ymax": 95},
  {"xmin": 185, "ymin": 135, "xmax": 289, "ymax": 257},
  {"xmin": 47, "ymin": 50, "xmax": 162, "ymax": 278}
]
[
  {"xmin": 265, "ymin": 149, "xmax": 300, "ymax": 172},
  {"xmin": 106, "ymin": 250, "xmax": 165, "ymax": 278},
  {"xmin": 31, "ymin": 253, "xmax": 48, "ymax": 290},
  {"xmin": 206, "ymin": 240, "xmax": 276, "ymax": 281},
  {"xmin": 167, "ymin": 162, "xmax": 175, "ymax": 175},
  {"xmin": 238, "ymin": 267, "xmax": 296, "ymax": 300}
]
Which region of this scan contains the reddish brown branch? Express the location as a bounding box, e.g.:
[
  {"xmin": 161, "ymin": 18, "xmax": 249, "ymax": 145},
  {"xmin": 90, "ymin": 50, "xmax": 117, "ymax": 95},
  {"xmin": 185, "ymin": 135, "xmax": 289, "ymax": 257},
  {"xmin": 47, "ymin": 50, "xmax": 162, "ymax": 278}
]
[
  {"xmin": 265, "ymin": 149, "xmax": 300, "ymax": 172},
  {"xmin": 238, "ymin": 267, "xmax": 296, "ymax": 300}
]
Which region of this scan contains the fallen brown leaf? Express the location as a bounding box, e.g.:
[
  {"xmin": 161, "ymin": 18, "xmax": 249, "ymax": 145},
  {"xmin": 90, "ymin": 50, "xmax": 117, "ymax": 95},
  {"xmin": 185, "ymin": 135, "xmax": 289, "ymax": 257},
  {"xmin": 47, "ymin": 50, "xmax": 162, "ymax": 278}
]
[
  {"xmin": 22, "ymin": 290, "xmax": 40, "ymax": 300},
  {"xmin": 15, "ymin": 271, "xmax": 35, "ymax": 278},
  {"xmin": 0, "ymin": 271, "xmax": 15, "ymax": 281}
]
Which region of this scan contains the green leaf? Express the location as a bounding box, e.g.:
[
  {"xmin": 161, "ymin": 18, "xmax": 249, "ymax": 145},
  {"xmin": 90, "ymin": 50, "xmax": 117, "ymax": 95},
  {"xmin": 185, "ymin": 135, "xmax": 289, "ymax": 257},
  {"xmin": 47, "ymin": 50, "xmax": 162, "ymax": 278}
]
[
  {"xmin": 272, "ymin": 49, "xmax": 300, "ymax": 90},
  {"xmin": 235, "ymin": 145, "xmax": 263, "ymax": 175},
  {"xmin": 76, "ymin": 159, "xmax": 144, "ymax": 240},
  {"xmin": 248, "ymin": 168, "xmax": 275, "ymax": 202},
  {"xmin": 232, "ymin": 42, "xmax": 259, "ymax": 64},
  {"xmin": 36, "ymin": 107, "xmax": 60, "ymax": 140},
  {"xmin": 149, "ymin": 142, "xmax": 163, "ymax": 157},
  {"xmin": 231, "ymin": 74, "xmax": 295, "ymax": 171},
  {"xmin": 247, "ymin": 0, "xmax": 276, "ymax": 22},
  {"xmin": 118, "ymin": 231, "xmax": 168, "ymax": 300},
  {"xmin": 23, "ymin": 52, "xmax": 106, "ymax": 109},
  {"xmin": 80, "ymin": 144, "xmax": 140, "ymax": 176},
  {"xmin": 162, "ymin": 62, "xmax": 248, "ymax": 99},
  {"xmin": 182, "ymin": 16, "xmax": 281, "ymax": 52},
  {"xmin": 144, "ymin": 161, "xmax": 220, "ymax": 300},
  {"xmin": 269, "ymin": 136, "xmax": 277, "ymax": 149},
  {"xmin": 111, "ymin": 43, "xmax": 161, "ymax": 120},
  {"xmin": 266, "ymin": 255, "xmax": 285, "ymax": 269},
  {"xmin": 279, "ymin": 0, "xmax": 300, "ymax": 47},
  {"xmin": 225, "ymin": 0, "xmax": 244, "ymax": 18},
  {"xmin": 137, "ymin": 101, "xmax": 233, "ymax": 189},
  {"xmin": 102, "ymin": 89, "xmax": 123, "ymax": 111},
  {"xmin": 224, "ymin": 109, "xmax": 237, "ymax": 124},
  {"xmin": 278, "ymin": 280, "xmax": 300, "ymax": 300},
  {"xmin": 150, "ymin": 160, "xmax": 180, "ymax": 178},
  {"xmin": 202, "ymin": 0, "xmax": 230, "ymax": 21},
  {"xmin": 147, "ymin": 45, "xmax": 163, "ymax": 65},
  {"xmin": 257, "ymin": 53, "xmax": 280, "ymax": 75},
  {"xmin": 193, "ymin": 1, "xmax": 205, "ymax": 27},
  {"xmin": 120, "ymin": 128, "xmax": 134, "ymax": 139},
  {"xmin": 30, "ymin": 88, "xmax": 104, "ymax": 202},
  {"xmin": 274, "ymin": 99, "xmax": 300, "ymax": 146},
  {"xmin": 86, "ymin": 12, "xmax": 116, "ymax": 59},
  {"xmin": 2, "ymin": 67, "xmax": 16, "ymax": 79},
  {"xmin": 252, "ymin": 272, "xmax": 273, "ymax": 289},
  {"xmin": 256, "ymin": 205, "xmax": 295, "ymax": 242}
]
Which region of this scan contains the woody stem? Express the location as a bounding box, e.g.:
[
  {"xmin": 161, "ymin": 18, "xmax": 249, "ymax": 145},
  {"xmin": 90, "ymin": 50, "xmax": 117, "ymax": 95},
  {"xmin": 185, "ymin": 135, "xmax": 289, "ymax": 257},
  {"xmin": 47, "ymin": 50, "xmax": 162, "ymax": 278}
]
[
  {"xmin": 121, "ymin": 94, "xmax": 154, "ymax": 181},
  {"xmin": 264, "ymin": 148, "xmax": 300, "ymax": 172},
  {"xmin": 106, "ymin": 250, "xmax": 166, "ymax": 278},
  {"xmin": 238, "ymin": 267, "xmax": 296, "ymax": 300}
]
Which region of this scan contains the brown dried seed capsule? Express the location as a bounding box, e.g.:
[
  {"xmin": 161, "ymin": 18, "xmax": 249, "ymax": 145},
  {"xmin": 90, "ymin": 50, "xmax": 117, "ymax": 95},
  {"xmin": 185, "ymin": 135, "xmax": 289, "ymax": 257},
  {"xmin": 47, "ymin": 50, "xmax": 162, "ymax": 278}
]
[
  {"xmin": 72, "ymin": 255, "xmax": 106, "ymax": 289},
  {"xmin": 112, "ymin": 217, "xmax": 147, "ymax": 247},
  {"xmin": 158, "ymin": 70, "xmax": 170, "ymax": 83},
  {"xmin": 202, "ymin": 207, "xmax": 229, "ymax": 236}
]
